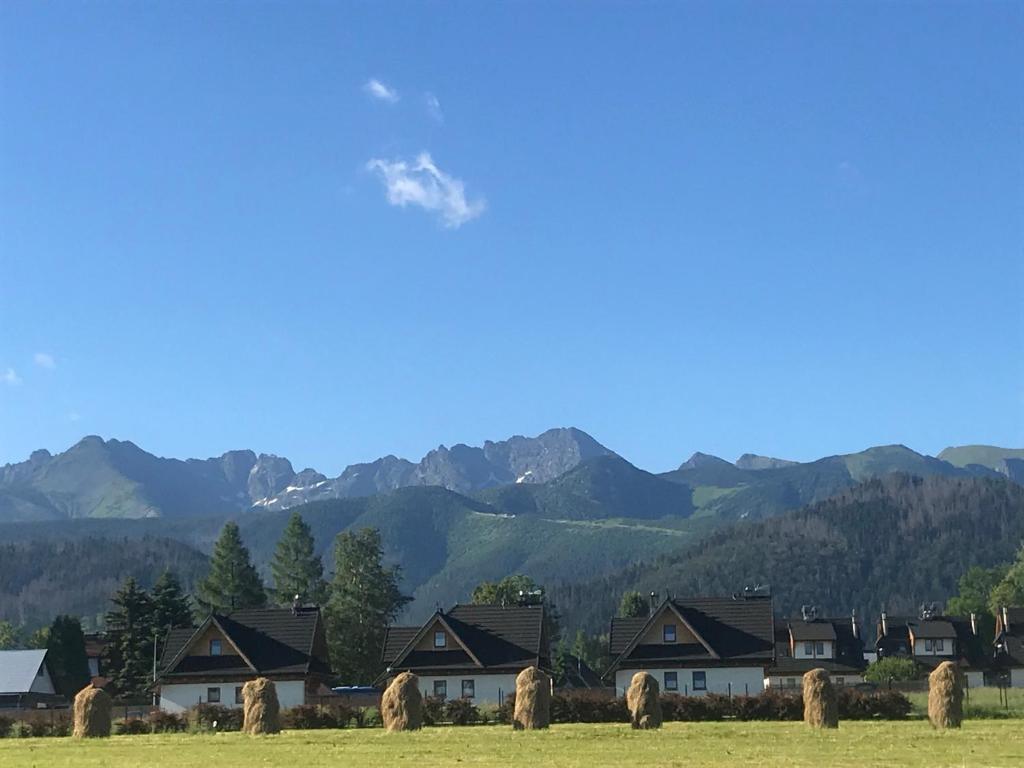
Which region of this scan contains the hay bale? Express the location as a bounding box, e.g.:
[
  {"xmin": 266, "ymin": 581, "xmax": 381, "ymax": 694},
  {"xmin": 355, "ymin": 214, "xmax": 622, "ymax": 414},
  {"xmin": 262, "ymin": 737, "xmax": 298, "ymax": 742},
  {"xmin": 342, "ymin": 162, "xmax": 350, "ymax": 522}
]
[
  {"xmin": 381, "ymin": 672, "xmax": 423, "ymax": 732},
  {"xmin": 928, "ymin": 661, "xmax": 964, "ymax": 729},
  {"xmin": 512, "ymin": 666, "xmax": 551, "ymax": 730},
  {"xmin": 72, "ymin": 684, "xmax": 112, "ymax": 738},
  {"xmin": 802, "ymin": 668, "xmax": 838, "ymax": 728},
  {"xmin": 242, "ymin": 677, "xmax": 281, "ymax": 735},
  {"xmin": 626, "ymin": 672, "xmax": 662, "ymax": 730}
]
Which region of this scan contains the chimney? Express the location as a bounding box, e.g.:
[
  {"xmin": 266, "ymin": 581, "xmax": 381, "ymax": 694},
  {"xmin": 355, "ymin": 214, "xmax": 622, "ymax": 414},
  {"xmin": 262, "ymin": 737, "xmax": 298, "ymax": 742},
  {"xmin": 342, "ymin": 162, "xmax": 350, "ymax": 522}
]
[
  {"xmin": 880, "ymin": 611, "xmax": 888, "ymax": 637},
  {"xmin": 851, "ymin": 609, "xmax": 859, "ymax": 639},
  {"xmin": 649, "ymin": 592, "xmax": 657, "ymax": 617},
  {"xmin": 1003, "ymin": 606, "xmax": 1011, "ymax": 633},
  {"xmin": 970, "ymin": 612, "xmax": 978, "ymax": 636}
]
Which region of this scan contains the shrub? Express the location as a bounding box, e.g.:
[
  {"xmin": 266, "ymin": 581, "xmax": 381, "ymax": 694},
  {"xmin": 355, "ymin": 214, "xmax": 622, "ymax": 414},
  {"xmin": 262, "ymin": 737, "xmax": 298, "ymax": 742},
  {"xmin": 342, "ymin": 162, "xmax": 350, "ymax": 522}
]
[
  {"xmin": 864, "ymin": 657, "xmax": 919, "ymax": 684},
  {"xmin": 361, "ymin": 706, "xmax": 381, "ymax": 728},
  {"xmin": 421, "ymin": 696, "xmax": 445, "ymax": 726},
  {"xmin": 148, "ymin": 710, "xmax": 187, "ymax": 733},
  {"xmin": 495, "ymin": 694, "xmax": 514, "ymax": 725},
  {"xmin": 550, "ymin": 690, "xmax": 625, "ymax": 723},
  {"xmin": 283, "ymin": 705, "xmax": 346, "ymax": 730},
  {"xmin": 188, "ymin": 703, "xmax": 242, "ymax": 732},
  {"xmin": 445, "ymin": 699, "xmax": 480, "ymax": 726},
  {"xmin": 0, "ymin": 715, "xmax": 12, "ymax": 738},
  {"xmin": 9, "ymin": 721, "xmax": 33, "ymax": 739},
  {"xmin": 114, "ymin": 718, "xmax": 151, "ymax": 735},
  {"xmin": 837, "ymin": 688, "xmax": 911, "ymax": 720},
  {"xmin": 733, "ymin": 690, "xmax": 802, "ymax": 721}
]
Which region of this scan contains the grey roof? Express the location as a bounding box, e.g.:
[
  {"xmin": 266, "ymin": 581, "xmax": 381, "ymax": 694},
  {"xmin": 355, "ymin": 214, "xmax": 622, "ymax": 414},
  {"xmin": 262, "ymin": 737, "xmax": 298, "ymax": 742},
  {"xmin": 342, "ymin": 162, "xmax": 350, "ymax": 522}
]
[
  {"xmin": 909, "ymin": 620, "xmax": 956, "ymax": 639},
  {"xmin": 789, "ymin": 621, "xmax": 838, "ymax": 642},
  {"xmin": 608, "ymin": 596, "xmax": 775, "ymax": 671},
  {"xmin": 0, "ymin": 650, "xmax": 48, "ymax": 694}
]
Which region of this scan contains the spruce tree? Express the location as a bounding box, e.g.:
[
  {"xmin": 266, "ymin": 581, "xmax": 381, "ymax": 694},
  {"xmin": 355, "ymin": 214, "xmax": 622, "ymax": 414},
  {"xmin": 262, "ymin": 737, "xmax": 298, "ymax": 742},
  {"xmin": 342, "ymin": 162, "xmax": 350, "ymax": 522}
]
[
  {"xmin": 195, "ymin": 521, "xmax": 267, "ymax": 613},
  {"xmin": 618, "ymin": 591, "xmax": 649, "ymax": 618},
  {"xmin": 324, "ymin": 528, "xmax": 409, "ymax": 684},
  {"xmin": 270, "ymin": 512, "xmax": 327, "ymax": 606},
  {"xmin": 151, "ymin": 570, "xmax": 195, "ymax": 638},
  {"xmin": 45, "ymin": 615, "xmax": 92, "ymax": 697},
  {"xmin": 104, "ymin": 577, "xmax": 154, "ymax": 699}
]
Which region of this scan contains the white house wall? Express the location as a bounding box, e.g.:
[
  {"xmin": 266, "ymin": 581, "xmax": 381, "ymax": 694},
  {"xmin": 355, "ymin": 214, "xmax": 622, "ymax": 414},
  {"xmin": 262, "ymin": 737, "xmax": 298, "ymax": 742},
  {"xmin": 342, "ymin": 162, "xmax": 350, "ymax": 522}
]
[
  {"xmin": 416, "ymin": 674, "xmax": 519, "ymax": 706},
  {"xmin": 614, "ymin": 667, "xmax": 765, "ymax": 698},
  {"xmin": 765, "ymin": 674, "xmax": 864, "ymax": 689},
  {"xmin": 159, "ymin": 680, "xmax": 306, "ymax": 713},
  {"xmin": 28, "ymin": 664, "xmax": 56, "ymax": 695}
]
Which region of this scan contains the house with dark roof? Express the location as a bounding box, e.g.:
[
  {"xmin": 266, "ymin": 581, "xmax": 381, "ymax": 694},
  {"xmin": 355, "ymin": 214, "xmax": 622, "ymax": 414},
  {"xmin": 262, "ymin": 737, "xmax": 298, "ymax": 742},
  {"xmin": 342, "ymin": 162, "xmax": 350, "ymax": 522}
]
[
  {"xmin": 876, "ymin": 610, "xmax": 989, "ymax": 688},
  {"xmin": 0, "ymin": 649, "xmax": 64, "ymax": 710},
  {"xmin": 605, "ymin": 595, "xmax": 775, "ymax": 697},
  {"xmin": 994, "ymin": 606, "xmax": 1024, "ymax": 687},
  {"xmin": 155, "ymin": 606, "xmax": 330, "ymax": 713},
  {"xmin": 379, "ymin": 604, "xmax": 551, "ymax": 705},
  {"xmin": 766, "ymin": 612, "xmax": 866, "ymax": 689}
]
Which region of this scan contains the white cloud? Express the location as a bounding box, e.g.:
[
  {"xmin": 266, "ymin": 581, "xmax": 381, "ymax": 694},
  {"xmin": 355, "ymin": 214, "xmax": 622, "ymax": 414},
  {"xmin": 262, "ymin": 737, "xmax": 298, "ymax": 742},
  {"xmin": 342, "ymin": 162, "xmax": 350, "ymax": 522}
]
[
  {"xmin": 33, "ymin": 352, "xmax": 56, "ymax": 370},
  {"xmin": 2, "ymin": 368, "xmax": 22, "ymax": 386},
  {"xmin": 69, "ymin": 411, "xmax": 81, "ymax": 422},
  {"xmin": 366, "ymin": 152, "xmax": 485, "ymax": 229},
  {"xmin": 364, "ymin": 79, "xmax": 399, "ymax": 104},
  {"xmin": 425, "ymin": 92, "xmax": 444, "ymax": 124}
]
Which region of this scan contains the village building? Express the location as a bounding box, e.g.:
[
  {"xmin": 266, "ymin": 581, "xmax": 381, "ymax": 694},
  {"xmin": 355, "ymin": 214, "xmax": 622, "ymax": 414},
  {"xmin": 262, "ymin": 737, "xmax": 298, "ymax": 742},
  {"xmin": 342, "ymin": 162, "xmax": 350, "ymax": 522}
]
[
  {"xmin": 154, "ymin": 606, "xmax": 331, "ymax": 713},
  {"xmin": 875, "ymin": 608, "xmax": 990, "ymax": 688},
  {"xmin": 379, "ymin": 603, "xmax": 551, "ymax": 705},
  {"xmin": 766, "ymin": 609, "xmax": 866, "ymax": 689},
  {"xmin": 0, "ymin": 649, "xmax": 64, "ymax": 710},
  {"xmin": 994, "ymin": 606, "xmax": 1024, "ymax": 687},
  {"xmin": 605, "ymin": 594, "xmax": 775, "ymax": 697}
]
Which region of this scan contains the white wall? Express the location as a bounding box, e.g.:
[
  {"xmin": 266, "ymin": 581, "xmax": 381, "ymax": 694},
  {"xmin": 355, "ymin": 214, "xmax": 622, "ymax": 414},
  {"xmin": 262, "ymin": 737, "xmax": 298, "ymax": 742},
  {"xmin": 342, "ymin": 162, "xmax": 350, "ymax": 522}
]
[
  {"xmin": 1011, "ymin": 668, "xmax": 1024, "ymax": 688},
  {"xmin": 614, "ymin": 667, "xmax": 765, "ymax": 697},
  {"xmin": 793, "ymin": 641, "xmax": 834, "ymax": 660},
  {"xmin": 913, "ymin": 639, "xmax": 954, "ymax": 656},
  {"xmin": 765, "ymin": 674, "xmax": 863, "ymax": 689},
  {"xmin": 159, "ymin": 680, "xmax": 306, "ymax": 713},
  {"xmin": 964, "ymin": 671, "xmax": 984, "ymax": 690},
  {"xmin": 416, "ymin": 674, "xmax": 519, "ymax": 706},
  {"xmin": 28, "ymin": 663, "xmax": 56, "ymax": 695}
]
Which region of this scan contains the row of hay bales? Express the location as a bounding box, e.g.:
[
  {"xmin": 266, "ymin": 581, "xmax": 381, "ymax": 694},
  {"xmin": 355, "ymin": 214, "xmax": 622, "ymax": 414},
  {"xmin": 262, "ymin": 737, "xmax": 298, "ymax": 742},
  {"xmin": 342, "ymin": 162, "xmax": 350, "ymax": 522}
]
[{"xmin": 68, "ymin": 660, "xmax": 967, "ymax": 738}]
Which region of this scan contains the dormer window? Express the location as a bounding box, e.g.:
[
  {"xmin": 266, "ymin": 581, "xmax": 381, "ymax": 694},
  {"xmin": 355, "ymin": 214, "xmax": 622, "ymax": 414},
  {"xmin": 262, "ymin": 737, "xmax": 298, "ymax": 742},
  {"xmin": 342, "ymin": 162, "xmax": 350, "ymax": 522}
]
[
  {"xmin": 935, "ymin": 639, "xmax": 945, "ymax": 652},
  {"xmin": 663, "ymin": 624, "xmax": 677, "ymax": 643},
  {"xmin": 209, "ymin": 639, "xmax": 222, "ymax": 656},
  {"xmin": 434, "ymin": 631, "xmax": 447, "ymax": 649},
  {"xmin": 804, "ymin": 641, "xmax": 813, "ymax": 655}
]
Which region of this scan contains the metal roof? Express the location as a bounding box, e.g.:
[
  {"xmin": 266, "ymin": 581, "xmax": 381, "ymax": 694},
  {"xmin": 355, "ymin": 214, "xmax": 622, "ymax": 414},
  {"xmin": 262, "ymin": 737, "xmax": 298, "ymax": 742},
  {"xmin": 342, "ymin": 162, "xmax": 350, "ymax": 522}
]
[{"xmin": 0, "ymin": 650, "xmax": 48, "ymax": 694}]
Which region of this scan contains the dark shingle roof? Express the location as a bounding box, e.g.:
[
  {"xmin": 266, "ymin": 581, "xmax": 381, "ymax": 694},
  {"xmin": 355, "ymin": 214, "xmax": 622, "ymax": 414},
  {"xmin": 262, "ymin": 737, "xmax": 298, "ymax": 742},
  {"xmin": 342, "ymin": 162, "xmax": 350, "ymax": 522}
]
[
  {"xmin": 909, "ymin": 620, "xmax": 956, "ymax": 639},
  {"xmin": 608, "ymin": 596, "xmax": 774, "ymax": 670},
  {"xmin": 160, "ymin": 607, "xmax": 329, "ymax": 680},
  {"xmin": 384, "ymin": 604, "xmax": 547, "ymax": 675},
  {"xmin": 789, "ymin": 621, "xmax": 838, "ymax": 642}
]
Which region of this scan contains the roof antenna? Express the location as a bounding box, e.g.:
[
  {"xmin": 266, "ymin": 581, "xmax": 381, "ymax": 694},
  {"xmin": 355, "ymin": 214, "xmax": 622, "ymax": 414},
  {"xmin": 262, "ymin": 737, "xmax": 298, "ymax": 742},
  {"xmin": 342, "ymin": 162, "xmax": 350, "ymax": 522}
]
[{"xmin": 292, "ymin": 594, "xmax": 301, "ymax": 616}]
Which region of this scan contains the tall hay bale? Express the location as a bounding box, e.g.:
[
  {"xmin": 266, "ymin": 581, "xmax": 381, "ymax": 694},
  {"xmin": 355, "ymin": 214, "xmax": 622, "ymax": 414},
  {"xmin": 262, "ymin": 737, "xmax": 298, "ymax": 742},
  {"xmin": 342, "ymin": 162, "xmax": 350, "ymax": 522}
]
[
  {"xmin": 72, "ymin": 684, "xmax": 112, "ymax": 738},
  {"xmin": 381, "ymin": 672, "xmax": 423, "ymax": 731},
  {"xmin": 626, "ymin": 672, "xmax": 662, "ymax": 730},
  {"xmin": 802, "ymin": 668, "xmax": 838, "ymax": 728},
  {"xmin": 928, "ymin": 661, "xmax": 964, "ymax": 729},
  {"xmin": 513, "ymin": 666, "xmax": 551, "ymax": 730},
  {"xmin": 242, "ymin": 677, "xmax": 281, "ymax": 735}
]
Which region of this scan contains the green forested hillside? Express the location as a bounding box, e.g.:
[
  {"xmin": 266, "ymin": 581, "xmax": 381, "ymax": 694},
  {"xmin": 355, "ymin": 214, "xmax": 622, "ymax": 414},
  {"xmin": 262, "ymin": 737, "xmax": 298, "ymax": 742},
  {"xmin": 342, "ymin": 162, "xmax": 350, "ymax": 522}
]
[
  {"xmin": 0, "ymin": 537, "xmax": 209, "ymax": 630},
  {"xmin": 551, "ymin": 474, "xmax": 1024, "ymax": 634}
]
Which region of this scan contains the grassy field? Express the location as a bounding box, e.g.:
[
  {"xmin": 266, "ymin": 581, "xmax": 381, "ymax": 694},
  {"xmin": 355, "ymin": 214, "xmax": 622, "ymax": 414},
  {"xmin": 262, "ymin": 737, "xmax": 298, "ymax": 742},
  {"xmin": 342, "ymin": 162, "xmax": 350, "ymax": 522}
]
[
  {"xmin": 905, "ymin": 686, "xmax": 1024, "ymax": 719},
  {"xmin": 2, "ymin": 721, "xmax": 1024, "ymax": 768}
]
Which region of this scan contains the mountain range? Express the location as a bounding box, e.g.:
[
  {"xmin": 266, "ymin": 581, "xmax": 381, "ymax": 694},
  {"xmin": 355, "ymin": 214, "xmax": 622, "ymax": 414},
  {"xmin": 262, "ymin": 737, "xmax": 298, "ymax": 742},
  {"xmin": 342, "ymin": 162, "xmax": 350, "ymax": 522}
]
[{"xmin": 1, "ymin": 428, "xmax": 1021, "ymax": 629}]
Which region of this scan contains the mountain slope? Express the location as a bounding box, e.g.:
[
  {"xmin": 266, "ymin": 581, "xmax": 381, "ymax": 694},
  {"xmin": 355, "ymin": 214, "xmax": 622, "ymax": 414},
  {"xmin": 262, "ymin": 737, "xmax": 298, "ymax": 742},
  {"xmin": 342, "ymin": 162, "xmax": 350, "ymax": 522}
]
[
  {"xmin": 939, "ymin": 445, "xmax": 1024, "ymax": 483},
  {"xmin": 552, "ymin": 474, "xmax": 1024, "ymax": 634}
]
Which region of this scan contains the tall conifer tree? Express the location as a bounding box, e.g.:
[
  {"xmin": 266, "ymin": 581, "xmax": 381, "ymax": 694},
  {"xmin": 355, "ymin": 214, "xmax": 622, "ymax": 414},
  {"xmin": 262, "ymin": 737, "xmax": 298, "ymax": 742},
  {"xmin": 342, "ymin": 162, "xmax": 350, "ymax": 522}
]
[
  {"xmin": 104, "ymin": 577, "xmax": 154, "ymax": 698},
  {"xmin": 195, "ymin": 522, "xmax": 266, "ymax": 613},
  {"xmin": 270, "ymin": 512, "xmax": 327, "ymax": 606}
]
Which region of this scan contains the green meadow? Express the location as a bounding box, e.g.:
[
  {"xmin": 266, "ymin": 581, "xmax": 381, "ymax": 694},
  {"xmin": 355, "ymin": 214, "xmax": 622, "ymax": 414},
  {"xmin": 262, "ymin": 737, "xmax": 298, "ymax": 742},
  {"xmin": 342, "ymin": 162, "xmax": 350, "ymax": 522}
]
[{"xmin": 2, "ymin": 721, "xmax": 1023, "ymax": 768}]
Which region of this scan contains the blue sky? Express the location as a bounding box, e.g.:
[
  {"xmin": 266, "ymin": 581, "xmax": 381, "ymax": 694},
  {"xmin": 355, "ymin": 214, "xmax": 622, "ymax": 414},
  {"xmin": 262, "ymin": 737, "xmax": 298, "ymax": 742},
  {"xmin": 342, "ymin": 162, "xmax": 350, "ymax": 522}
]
[{"xmin": 1, "ymin": 2, "xmax": 1021, "ymax": 474}]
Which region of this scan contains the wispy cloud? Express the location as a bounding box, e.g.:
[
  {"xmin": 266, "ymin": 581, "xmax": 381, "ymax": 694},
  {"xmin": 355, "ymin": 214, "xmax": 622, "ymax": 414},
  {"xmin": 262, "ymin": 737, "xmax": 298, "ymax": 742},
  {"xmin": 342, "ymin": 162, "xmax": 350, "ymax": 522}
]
[
  {"xmin": 366, "ymin": 152, "xmax": 485, "ymax": 229},
  {"xmin": 425, "ymin": 92, "xmax": 444, "ymax": 124},
  {"xmin": 33, "ymin": 352, "xmax": 56, "ymax": 370},
  {"xmin": 69, "ymin": 411, "xmax": 81, "ymax": 423},
  {"xmin": 2, "ymin": 368, "xmax": 22, "ymax": 386},
  {"xmin": 364, "ymin": 78, "xmax": 399, "ymax": 104}
]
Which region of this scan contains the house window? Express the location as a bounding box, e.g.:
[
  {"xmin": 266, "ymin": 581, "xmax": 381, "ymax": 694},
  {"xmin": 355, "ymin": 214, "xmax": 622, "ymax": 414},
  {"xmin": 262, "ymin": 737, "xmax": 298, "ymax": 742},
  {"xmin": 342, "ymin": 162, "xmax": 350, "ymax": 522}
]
[
  {"xmin": 462, "ymin": 680, "xmax": 475, "ymax": 699},
  {"xmin": 210, "ymin": 639, "xmax": 222, "ymax": 656},
  {"xmin": 692, "ymin": 671, "xmax": 707, "ymax": 691},
  {"xmin": 935, "ymin": 639, "xmax": 945, "ymax": 652},
  {"xmin": 235, "ymin": 686, "xmax": 244, "ymax": 705},
  {"xmin": 786, "ymin": 678, "xmax": 797, "ymax": 689},
  {"xmin": 434, "ymin": 631, "xmax": 447, "ymax": 649},
  {"xmin": 664, "ymin": 671, "xmax": 678, "ymax": 691},
  {"xmin": 433, "ymin": 680, "xmax": 447, "ymax": 700},
  {"xmin": 835, "ymin": 677, "xmax": 845, "ymax": 687},
  {"xmin": 804, "ymin": 641, "xmax": 813, "ymax": 655},
  {"xmin": 207, "ymin": 687, "xmax": 221, "ymax": 703},
  {"xmin": 663, "ymin": 624, "xmax": 677, "ymax": 643},
  {"xmin": 815, "ymin": 641, "xmax": 825, "ymax": 657}
]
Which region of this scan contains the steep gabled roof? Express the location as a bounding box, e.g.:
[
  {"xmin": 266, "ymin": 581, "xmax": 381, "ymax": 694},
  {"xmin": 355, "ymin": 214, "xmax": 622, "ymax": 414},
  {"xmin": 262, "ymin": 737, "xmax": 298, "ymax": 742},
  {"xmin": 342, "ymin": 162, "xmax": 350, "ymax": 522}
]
[
  {"xmin": 159, "ymin": 607, "xmax": 329, "ymax": 681},
  {"xmin": 908, "ymin": 620, "xmax": 956, "ymax": 639},
  {"xmin": 383, "ymin": 604, "xmax": 548, "ymax": 677},
  {"xmin": 789, "ymin": 621, "xmax": 838, "ymax": 642},
  {"xmin": 0, "ymin": 650, "xmax": 49, "ymax": 694},
  {"xmin": 607, "ymin": 596, "xmax": 774, "ymax": 673}
]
